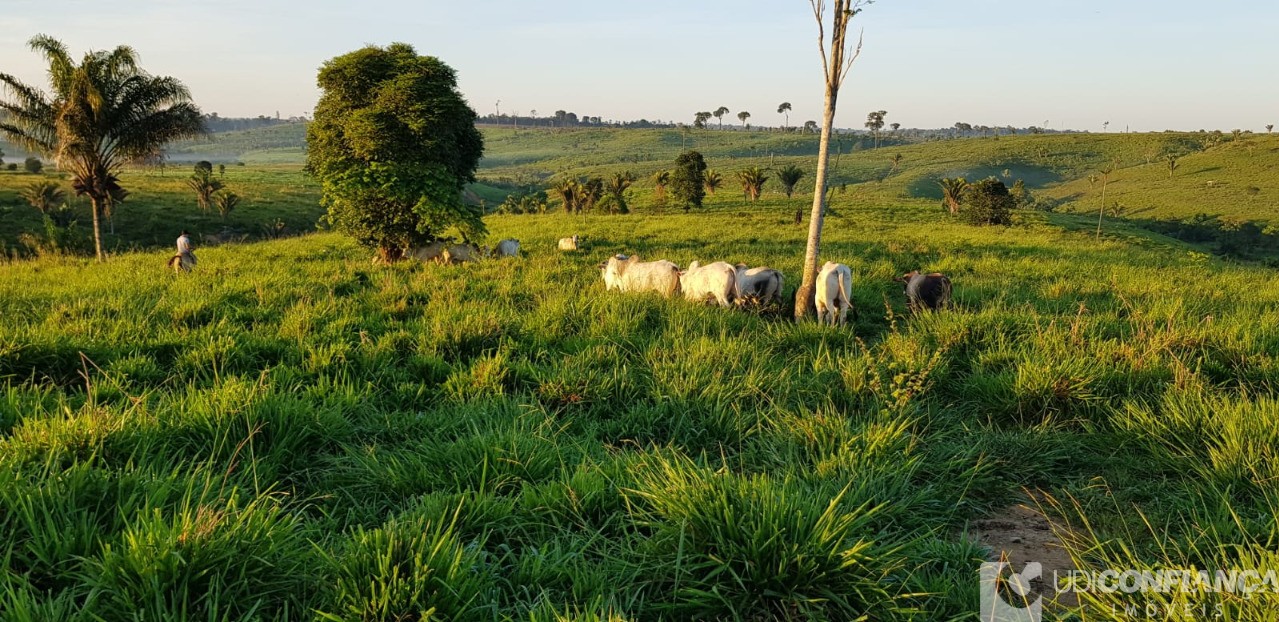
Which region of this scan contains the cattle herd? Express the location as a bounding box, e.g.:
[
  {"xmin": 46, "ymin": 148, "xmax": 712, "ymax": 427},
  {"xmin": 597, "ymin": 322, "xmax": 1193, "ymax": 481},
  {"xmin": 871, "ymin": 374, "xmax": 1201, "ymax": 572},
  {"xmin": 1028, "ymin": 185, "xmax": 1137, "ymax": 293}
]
[{"xmin": 394, "ymin": 235, "xmax": 954, "ymax": 324}]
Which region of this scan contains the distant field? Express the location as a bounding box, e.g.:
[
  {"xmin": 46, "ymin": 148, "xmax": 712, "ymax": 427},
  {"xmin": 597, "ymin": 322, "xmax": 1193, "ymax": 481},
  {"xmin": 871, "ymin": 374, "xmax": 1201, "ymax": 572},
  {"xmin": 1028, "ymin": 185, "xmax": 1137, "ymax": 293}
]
[{"xmin": 6, "ymin": 127, "xmax": 1279, "ymax": 263}]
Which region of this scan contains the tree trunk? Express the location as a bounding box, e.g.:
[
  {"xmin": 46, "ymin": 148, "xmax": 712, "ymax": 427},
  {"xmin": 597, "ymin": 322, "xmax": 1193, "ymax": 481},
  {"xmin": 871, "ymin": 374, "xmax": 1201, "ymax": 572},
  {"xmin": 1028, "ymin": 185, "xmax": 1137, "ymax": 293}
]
[
  {"xmin": 1096, "ymin": 178, "xmax": 1108, "ymax": 240},
  {"xmin": 90, "ymin": 195, "xmax": 105, "ymax": 261},
  {"xmin": 794, "ymin": 88, "xmax": 839, "ymax": 320}
]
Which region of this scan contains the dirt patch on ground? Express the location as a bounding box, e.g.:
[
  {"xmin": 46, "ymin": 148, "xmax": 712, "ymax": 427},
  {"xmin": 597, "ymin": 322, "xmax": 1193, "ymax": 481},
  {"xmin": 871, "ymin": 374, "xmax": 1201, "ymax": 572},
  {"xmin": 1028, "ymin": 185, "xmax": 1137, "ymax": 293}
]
[{"xmin": 971, "ymin": 502, "xmax": 1079, "ymax": 609}]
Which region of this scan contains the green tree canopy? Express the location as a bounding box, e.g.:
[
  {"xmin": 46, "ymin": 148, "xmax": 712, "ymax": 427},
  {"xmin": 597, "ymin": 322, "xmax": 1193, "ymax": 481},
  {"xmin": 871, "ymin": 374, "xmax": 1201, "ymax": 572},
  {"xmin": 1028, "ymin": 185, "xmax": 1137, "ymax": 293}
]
[
  {"xmin": 670, "ymin": 150, "xmax": 708, "ymax": 212},
  {"xmin": 307, "ymin": 43, "xmax": 484, "ymax": 261},
  {"xmin": 959, "ymin": 177, "xmax": 1014, "ymax": 226}
]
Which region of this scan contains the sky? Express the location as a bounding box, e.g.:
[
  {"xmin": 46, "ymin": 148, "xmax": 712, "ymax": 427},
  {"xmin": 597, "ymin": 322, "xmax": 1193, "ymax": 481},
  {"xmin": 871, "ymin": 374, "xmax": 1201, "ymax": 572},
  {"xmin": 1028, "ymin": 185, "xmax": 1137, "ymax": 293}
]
[{"xmin": 1, "ymin": 0, "xmax": 1276, "ymax": 132}]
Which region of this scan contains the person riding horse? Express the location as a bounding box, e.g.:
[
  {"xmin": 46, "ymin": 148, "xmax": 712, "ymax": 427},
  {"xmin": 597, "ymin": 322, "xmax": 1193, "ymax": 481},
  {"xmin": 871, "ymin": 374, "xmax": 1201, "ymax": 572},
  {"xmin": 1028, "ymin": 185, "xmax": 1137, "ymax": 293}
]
[{"xmin": 168, "ymin": 230, "xmax": 197, "ymax": 273}]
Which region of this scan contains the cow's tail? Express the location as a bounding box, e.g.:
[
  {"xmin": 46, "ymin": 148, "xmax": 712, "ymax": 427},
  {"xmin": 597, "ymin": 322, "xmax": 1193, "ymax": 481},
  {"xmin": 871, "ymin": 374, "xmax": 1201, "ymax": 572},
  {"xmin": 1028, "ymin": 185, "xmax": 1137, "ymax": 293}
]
[{"xmin": 839, "ymin": 270, "xmax": 854, "ymax": 323}]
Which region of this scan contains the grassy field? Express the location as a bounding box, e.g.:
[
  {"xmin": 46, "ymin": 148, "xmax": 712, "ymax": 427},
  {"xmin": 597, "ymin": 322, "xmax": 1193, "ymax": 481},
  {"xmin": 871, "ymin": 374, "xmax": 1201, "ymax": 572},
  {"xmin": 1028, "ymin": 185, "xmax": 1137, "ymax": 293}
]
[
  {"xmin": 2, "ymin": 127, "xmax": 1278, "ymax": 619},
  {"xmin": 3, "ymin": 187, "xmax": 1279, "ymax": 618}
]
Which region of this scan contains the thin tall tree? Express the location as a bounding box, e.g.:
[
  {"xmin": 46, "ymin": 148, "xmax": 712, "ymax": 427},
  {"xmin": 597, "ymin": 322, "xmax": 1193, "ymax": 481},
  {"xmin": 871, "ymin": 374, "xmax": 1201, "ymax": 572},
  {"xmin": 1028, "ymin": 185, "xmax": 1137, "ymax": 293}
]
[
  {"xmin": 1096, "ymin": 163, "xmax": 1115, "ymax": 240},
  {"xmin": 777, "ymin": 102, "xmax": 792, "ymax": 131},
  {"xmin": 0, "ymin": 35, "xmax": 206, "ymax": 260},
  {"xmin": 713, "ymin": 106, "xmax": 730, "ymax": 129},
  {"xmin": 795, "ymin": 0, "xmax": 869, "ymax": 320},
  {"xmin": 737, "ymin": 110, "xmax": 751, "ymax": 128}
]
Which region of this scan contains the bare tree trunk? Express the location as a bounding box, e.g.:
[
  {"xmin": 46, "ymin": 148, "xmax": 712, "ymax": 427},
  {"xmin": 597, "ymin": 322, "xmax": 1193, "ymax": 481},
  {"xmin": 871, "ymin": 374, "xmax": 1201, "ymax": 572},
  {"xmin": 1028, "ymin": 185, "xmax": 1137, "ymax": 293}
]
[
  {"xmin": 795, "ymin": 0, "xmax": 865, "ymax": 321},
  {"xmin": 90, "ymin": 196, "xmax": 104, "ymax": 261},
  {"xmin": 795, "ymin": 93, "xmax": 838, "ymax": 319},
  {"xmin": 1096, "ymin": 176, "xmax": 1108, "ymax": 240}
]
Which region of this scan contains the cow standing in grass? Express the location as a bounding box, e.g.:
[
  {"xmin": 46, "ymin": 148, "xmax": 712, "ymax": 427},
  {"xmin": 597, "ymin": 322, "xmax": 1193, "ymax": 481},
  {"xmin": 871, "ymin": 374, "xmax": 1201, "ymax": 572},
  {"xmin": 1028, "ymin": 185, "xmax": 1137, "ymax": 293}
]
[
  {"xmin": 896, "ymin": 271, "xmax": 953, "ymax": 312},
  {"xmin": 599, "ymin": 254, "xmax": 681, "ymax": 297},
  {"xmin": 815, "ymin": 262, "xmax": 853, "ymax": 326},
  {"xmin": 494, "ymin": 239, "xmax": 520, "ymax": 257},
  {"xmin": 559, "ymin": 235, "xmax": 580, "ymax": 251},
  {"xmin": 681, "ymin": 261, "xmax": 738, "ymax": 307},
  {"xmin": 734, "ymin": 264, "xmax": 784, "ymax": 307}
]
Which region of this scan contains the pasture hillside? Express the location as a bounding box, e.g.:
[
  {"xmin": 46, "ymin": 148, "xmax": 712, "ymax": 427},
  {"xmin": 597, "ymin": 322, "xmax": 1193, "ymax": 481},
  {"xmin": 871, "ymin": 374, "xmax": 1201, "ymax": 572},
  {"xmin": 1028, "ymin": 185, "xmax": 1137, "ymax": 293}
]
[
  {"xmin": 7, "ymin": 126, "xmax": 1276, "ymax": 259},
  {"xmin": 2, "ymin": 198, "xmax": 1277, "ymax": 618}
]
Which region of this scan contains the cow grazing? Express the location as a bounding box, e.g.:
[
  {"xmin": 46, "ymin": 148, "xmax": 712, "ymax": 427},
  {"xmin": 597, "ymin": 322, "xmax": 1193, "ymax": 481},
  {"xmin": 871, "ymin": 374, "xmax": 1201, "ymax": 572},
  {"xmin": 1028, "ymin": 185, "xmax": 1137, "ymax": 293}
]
[
  {"xmin": 815, "ymin": 262, "xmax": 853, "ymax": 326},
  {"xmin": 733, "ymin": 264, "xmax": 784, "ymax": 307},
  {"xmin": 599, "ymin": 254, "xmax": 682, "ymax": 297},
  {"xmin": 406, "ymin": 241, "xmax": 447, "ymax": 263},
  {"xmin": 896, "ymin": 271, "xmax": 952, "ymax": 312},
  {"xmin": 680, "ymin": 261, "xmax": 737, "ymax": 307},
  {"xmin": 558, "ymin": 235, "xmax": 580, "ymax": 251},
  {"xmin": 494, "ymin": 239, "xmax": 520, "ymax": 257},
  {"xmin": 442, "ymin": 244, "xmax": 479, "ymax": 264}
]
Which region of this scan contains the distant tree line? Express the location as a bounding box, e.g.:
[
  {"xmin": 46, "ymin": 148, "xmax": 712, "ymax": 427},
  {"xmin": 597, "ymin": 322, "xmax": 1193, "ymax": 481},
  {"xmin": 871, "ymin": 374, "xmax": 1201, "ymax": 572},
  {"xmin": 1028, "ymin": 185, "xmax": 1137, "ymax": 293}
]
[{"xmin": 202, "ymin": 113, "xmax": 303, "ymax": 133}]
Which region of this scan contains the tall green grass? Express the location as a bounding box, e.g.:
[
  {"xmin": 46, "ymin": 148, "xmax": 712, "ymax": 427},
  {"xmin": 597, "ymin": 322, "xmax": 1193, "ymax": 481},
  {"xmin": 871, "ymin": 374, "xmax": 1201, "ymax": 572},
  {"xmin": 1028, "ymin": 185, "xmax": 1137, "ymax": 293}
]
[{"xmin": 2, "ymin": 168, "xmax": 1277, "ymax": 618}]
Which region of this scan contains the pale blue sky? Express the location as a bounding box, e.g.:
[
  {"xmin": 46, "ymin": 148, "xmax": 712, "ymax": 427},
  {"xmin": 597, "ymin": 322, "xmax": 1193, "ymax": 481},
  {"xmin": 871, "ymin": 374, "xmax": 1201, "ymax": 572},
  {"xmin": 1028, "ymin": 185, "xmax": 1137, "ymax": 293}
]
[{"xmin": 1, "ymin": 1, "xmax": 1275, "ymax": 131}]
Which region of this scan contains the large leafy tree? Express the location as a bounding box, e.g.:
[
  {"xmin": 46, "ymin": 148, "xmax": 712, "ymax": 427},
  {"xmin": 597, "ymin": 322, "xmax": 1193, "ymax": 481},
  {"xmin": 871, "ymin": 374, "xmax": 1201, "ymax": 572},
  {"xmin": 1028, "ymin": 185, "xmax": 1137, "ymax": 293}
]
[
  {"xmin": 670, "ymin": 151, "xmax": 708, "ymax": 212},
  {"xmin": 308, "ymin": 43, "xmax": 484, "ymax": 262},
  {"xmin": 0, "ymin": 35, "xmax": 206, "ymax": 260}
]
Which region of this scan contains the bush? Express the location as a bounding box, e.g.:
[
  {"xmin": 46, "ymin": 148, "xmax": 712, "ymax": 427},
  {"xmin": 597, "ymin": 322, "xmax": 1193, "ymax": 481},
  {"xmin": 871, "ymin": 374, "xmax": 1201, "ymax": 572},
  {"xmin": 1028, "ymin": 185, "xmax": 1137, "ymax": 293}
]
[
  {"xmin": 959, "ymin": 177, "xmax": 1014, "ymax": 226},
  {"xmin": 23, "ymin": 157, "xmax": 42, "ymax": 174},
  {"xmin": 5, "ymin": 163, "xmax": 16, "ymax": 172}
]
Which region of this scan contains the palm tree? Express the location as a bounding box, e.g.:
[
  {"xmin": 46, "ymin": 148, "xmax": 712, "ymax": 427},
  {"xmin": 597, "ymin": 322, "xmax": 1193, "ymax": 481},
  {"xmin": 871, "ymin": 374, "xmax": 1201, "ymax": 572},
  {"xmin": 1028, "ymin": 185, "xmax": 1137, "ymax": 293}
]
[
  {"xmin": 650, "ymin": 170, "xmax": 670, "ymax": 201},
  {"xmin": 187, "ymin": 169, "xmax": 224, "ymax": 212},
  {"xmin": 605, "ymin": 171, "xmax": 634, "ymax": 213},
  {"xmin": 736, "ymin": 167, "xmax": 768, "ymax": 202},
  {"xmin": 550, "ymin": 178, "xmax": 582, "ymax": 214},
  {"xmin": 777, "ymin": 102, "xmax": 792, "ymax": 131},
  {"xmin": 19, "ymin": 179, "xmax": 65, "ymax": 214},
  {"xmin": 889, "ymin": 153, "xmax": 903, "ymax": 174},
  {"xmin": 777, "ymin": 165, "xmax": 804, "ymax": 198},
  {"xmin": 1267, "ymin": 124, "xmax": 1274, "ymax": 134},
  {"xmin": 737, "ymin": 110, "xmax": 751, "ymax": 129},
  {"xmin": 939, "ymin": 177, "xmax": 967, "ymax": 215},
  {"xmin": 214, "ymin": 190, "xmax": 240, "ymax": 219},
  {"xmin": 703, "ymin": 170, "xmax": 723, "ymax": 196},
  {"xmin": 713, "ymin": 106, "xmax": 730, "ymax": 129},
  {"xmin": 0, "ymin": 35, "xmax": 206, "ymax": 260},
  {"xmin": 693, "ymin": 111, "xmax": 712, "ymax": 129}
]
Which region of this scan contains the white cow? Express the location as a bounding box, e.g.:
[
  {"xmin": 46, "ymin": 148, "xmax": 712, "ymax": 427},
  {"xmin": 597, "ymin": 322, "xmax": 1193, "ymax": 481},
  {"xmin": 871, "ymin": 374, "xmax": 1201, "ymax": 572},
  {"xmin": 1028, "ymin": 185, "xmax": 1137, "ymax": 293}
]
[
  {"xmin": 680, "ymin": 261, "xmax": 737, "ymax": 307},
  {"xmin": 733, "ymin": 264, "xmax": 784, "ymax": 307},
  {"xmin": 558, "ymin": 235, "xmax": 580, "ymax": 251},
  {"xmin": 599, "ymin": 254, "xmax": 682, "ymax": 297},
  {"xmin": 494, "ymin": 239, "xmax": 520, "ymax": 257},
  {"xmin": 815, "ymin": 261, "xmax": 853, "ymax": 326}
]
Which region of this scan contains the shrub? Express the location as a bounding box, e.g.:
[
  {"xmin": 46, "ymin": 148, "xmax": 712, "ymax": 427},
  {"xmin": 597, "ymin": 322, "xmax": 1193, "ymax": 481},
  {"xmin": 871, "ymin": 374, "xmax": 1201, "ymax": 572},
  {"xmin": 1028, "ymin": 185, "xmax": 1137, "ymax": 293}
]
[
  {"xmin": 959, "ymin": 177, "xmax": 1014, "ymax": 226},
  {"xmin": 23, "ymin": 156, "xmax": 42, "ymax": 174}
]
